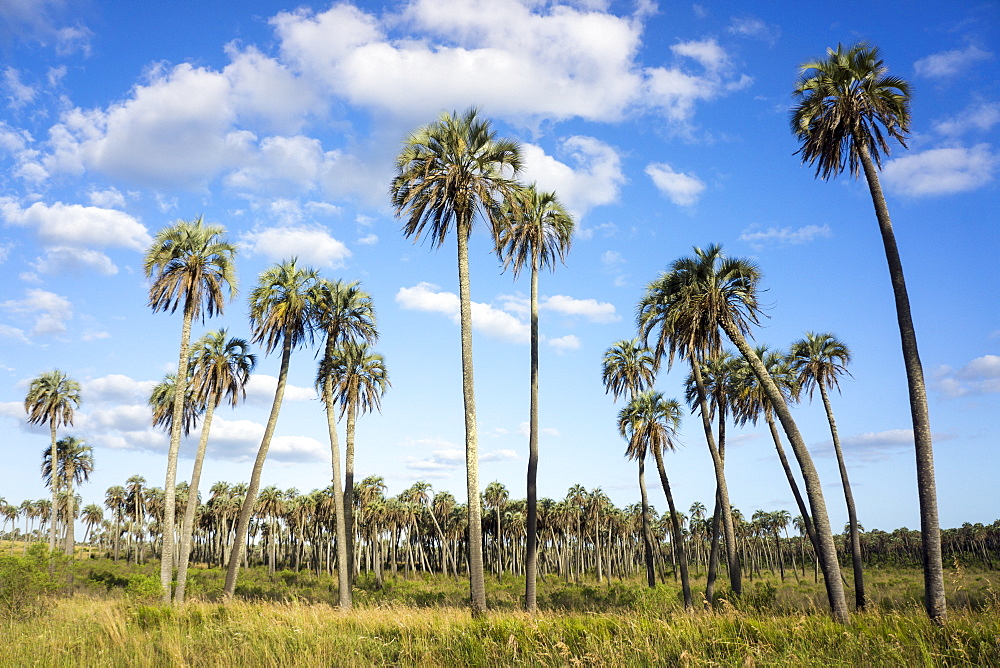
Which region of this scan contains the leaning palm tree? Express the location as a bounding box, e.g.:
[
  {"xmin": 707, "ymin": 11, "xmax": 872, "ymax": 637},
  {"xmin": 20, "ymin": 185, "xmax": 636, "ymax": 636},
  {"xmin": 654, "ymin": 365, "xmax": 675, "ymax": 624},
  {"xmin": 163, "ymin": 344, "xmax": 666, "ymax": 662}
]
[
  {"xmin": 325, "ymin": 339, "xmax": 389, "ymax": 585},
  {"xmin": 496, "ymin": 183, "xmax": 573, "ymax": 612},
  {"xmin": 792, "ymin": 42, "xmax": 943, "ymax": 623},
  {"xmin": 638, "ymin": 245, "xmax": 848, "ymax": 623},
  {"xmin": 390, "ymin": 107, "xmax": 522, "ymax": 617},
  {"xmin": 174, "ymin": 329, "xmax": 255, "ymax": 603},
  {"xmin": 25, "ymin": 369, "xmax": 81, "ymax": 553},
  {"xmin": 144, "ymin": 216, "xmax": 237, "ymax": 602},
  {"xmin": 41, "ymin": 436, "xmax": 94, "ymax": 555},
  {"xmin": 791, "ymin": 331, "xmax": 865, "ymax": 610},
  {"xmin": 223, "ymin": 259, "xmax": 319, "ymax": 599},
  {"xmin": 311, "ymin": 278, "xmax": 377, "ymax": 606}
]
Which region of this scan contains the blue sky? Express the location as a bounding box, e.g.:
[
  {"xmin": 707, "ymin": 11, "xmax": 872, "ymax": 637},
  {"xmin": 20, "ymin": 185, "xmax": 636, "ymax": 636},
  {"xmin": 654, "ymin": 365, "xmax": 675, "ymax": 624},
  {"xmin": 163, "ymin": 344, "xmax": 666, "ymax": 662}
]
[{"xmin": 0, "ymin": 0, "xmax": 997, "ymax": 532}]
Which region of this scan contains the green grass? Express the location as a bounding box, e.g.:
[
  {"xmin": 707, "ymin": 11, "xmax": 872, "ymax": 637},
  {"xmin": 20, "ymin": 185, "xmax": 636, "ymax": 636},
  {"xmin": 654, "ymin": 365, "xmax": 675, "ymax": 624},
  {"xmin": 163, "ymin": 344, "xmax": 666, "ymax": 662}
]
[{"xmin": 2, "ymin": 549, "xmax": 999, "ymax": 666}]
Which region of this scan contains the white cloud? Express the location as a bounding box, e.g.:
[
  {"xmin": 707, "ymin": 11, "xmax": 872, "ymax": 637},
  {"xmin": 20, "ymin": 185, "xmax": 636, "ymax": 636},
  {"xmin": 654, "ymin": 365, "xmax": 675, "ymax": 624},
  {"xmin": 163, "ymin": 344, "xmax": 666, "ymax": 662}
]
[
  {"xmin": 87, "ymin": 187, "xmax": 128, "ymax": 208},
  {"xmin": 727, "ymin": 16, "xmax": 780, "ymax": 44},
  {"xmin": 244, "ymin": 374, "xmax": 316, "ymax": 404},
  {"xmin": 521, "ymin": 136, "xmax": 625, "ymax": 221},
  {"xmin": 1, "ymin": 198, "xmax": 151, "ymax": 250},
  {"xmin": 481, "ymin": 448, "xmax": 518, "ymax": 462},
  {"xmin": 396, "ymin": 283, "xmax": 529, "ymax": 343},
  {"xmin": 224, "ymin": 134, "xmax": 326, "ymax": 194},
  {"xmin": 934, "ymin": 101, "xmax": 1000, "ymax": 137},
  {"xmin": 356, "ymin": 233, "xmax": 378, "ymax": 245},
  {"xmin": 2, "ymin": 67, "xmax": 36, "ymax": 109},
  {"xmin": 645, "ymin": 162, "xmax": 706, "ymax": 206},
  {"xmin": 242, "ymin": 224, "xmax": 351, "ymax": 268},
  {"xmin": 548, "ymin": 334, "xmax": 581, "ymax": 352},
  {"xmin": 1, "ymin": 288, "xmax": 73, "ymax": 336},
  {"xmin": 934, "ymin": 355, "xmax": 1000, "ymax": 397},
  {"xmin": 31, "ymin": 246, "xmax": 118, "ymax": 276},
  {"xmin": 671, "ymin": 38, "xmax": 727, "ymax": 71},
  {"xmin": 541, "ymin": 295, "xmax": 619, "ymax": 323},
  {"xmin": 83, "ymin": 374, "xmax": 157, "ymax": 404},
  {"xmin": 739, "ymin": 224, "xmax": 831, "ymax": 249},
  {"xmin": 516, "ymin": 421, "xmax": 560, "ymax": 437},
  {"xmin": 882, "ymin": 144, "xmax": 997, "ymax": 197},
  {"xmin": 816, "ymin": 429, "xmax": 955, "ymax": 463},
  {"xmin": 915, "ymin": 45, "xmax": 993, "ymax": 79}
]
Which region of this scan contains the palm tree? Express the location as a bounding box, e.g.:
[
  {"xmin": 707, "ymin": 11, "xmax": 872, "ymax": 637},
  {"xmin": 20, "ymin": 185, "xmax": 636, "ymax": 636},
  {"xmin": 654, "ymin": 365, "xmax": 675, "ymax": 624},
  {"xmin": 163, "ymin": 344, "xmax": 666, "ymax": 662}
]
[
  {"xmin": 628, "ymin": 392, "xmax": 692, "ymax": 607},
  {"xmin": 81, "ymin": 504, "xmax": 104, "ymax": 545},
  {"xmin": 791, "ymin": 331, "xmax": 865, "ymax": 610},
  {"xmin": 792, "ymin": 42, "xmax": 943, "ymax": 623},
  {"xmin": 40, "ymin": 436, "xmax": 94, "ymax": 555},
  {"xmin": 24, "ymin": 369, "xmax": 82, "ymax": 553},
  {"xmin": 149, "ymin": 373, "xmax": 202, "ymax": 438},
  {"xmin": 125, "ymin": 475, "xmax": 147, "ymax": 564},
  {"xmin": 174, "ymin": 329, "xmax": 255, "ymax": 603},
  {"xmin": 390, "ymin": 107, "xmax": 522, "ymax": 617},
  {"xmin": 144, "ymin": 216, "xmax": 237, "ymax": 602},
  {"xmin": 496, "ymin": 183, "xmax": 573, "ymax": 610},
  {"xmin": 639, "ymin": 244, "xmax": 848, "ymax": 623},
  {"xmin": 638, "ymin": 259, "xmax": 744, "ymax": 599},
  {"xmin": 312, "ymin": 278, "xmax": 378, "ymax": 606},
  {"xmin": 223, "ymin": 259, "xmax": 319, "ymax": 599},
  {"xmin": 105, "ymin": 486, "xmax": 126, "ymax": 562}
]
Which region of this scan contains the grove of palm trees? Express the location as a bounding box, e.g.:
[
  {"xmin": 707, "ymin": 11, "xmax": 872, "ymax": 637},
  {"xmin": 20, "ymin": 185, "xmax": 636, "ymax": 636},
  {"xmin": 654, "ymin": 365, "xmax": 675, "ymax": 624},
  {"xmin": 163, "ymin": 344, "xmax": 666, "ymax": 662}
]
[{"xmin": 3, "ymin": 38, "xmax": 998, "ymax": 665}]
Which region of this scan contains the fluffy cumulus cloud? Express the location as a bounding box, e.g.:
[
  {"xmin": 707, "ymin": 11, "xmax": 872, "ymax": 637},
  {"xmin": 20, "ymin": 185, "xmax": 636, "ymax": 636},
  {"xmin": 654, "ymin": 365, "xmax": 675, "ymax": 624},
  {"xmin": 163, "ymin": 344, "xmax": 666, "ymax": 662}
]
[
  {"xmin": 541, "ymin": 295, "xmax": 619, "ymax": 323},
  {"xmin": 933, "ymin": 101, "xmax": 1000, "ymax": 137},
  {"xmin": 0, "ymin": 198, "xmax": 151, "ymax": 250},
  {"xmin": 914, "ymin": 45, "xmax": 993, "ymax": 79},
  {"xmin": 396, "ymin": 283, "xmax": 528, "ymax": 343},
  {"xmin": 934, "ymin": 355, "xmax": 1000, "ymax": 397},
  {"xmin": 739, "ymin": 223, "xmax": 831, "ymax": 249},
  {"xmin": 645, "ymin": 162, "xmax": 705, "ymax": 206},
  {"xmin": 548, "ymin": 334, "xmax": 581, "ymax": 352},
  {"xmin": 0, "ymin": 288, "xmax": 72, "ymax": 336},
  {"xmin": 521, "ymin": 137, "xmax": 625, "ymax": 221},
  {"xmin": 31, "ymin": 246, "xmax": 118, "ymax": 276},
  {"xmin": 244, "ymin": 374, "xmax": 317, "ymax": 404},
  {"xmin": 882, "ymin": 144, "xmax": 997, "ymax": 197},
  {"xmin": 241, "ymin": 224, "xmax": 351, "ymax": 268}
]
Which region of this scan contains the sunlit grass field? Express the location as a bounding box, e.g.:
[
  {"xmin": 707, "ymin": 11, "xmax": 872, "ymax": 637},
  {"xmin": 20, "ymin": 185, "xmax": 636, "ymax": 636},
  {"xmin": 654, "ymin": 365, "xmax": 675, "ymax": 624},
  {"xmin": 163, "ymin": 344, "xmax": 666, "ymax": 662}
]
[{"xmin": 3, "ymin": 544, "xmax": 999, "ymax": 666}]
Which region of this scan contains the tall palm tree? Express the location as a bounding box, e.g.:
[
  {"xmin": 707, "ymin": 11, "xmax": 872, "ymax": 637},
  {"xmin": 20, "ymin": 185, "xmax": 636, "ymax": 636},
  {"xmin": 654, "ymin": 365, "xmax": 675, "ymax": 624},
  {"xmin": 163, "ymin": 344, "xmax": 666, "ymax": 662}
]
[
  {"xmin": 105, "ymin": 485, "xmax": 126, "ymax": 562},
  {"xmin": 791, "ymin": 331, "xmax": 865, "ymax": 609},
  {"xmin": 81, "ymin": 503, "xmax": 103, "ymax": 545},
  {"xmin": 792, "ymin": 42, "xmax": 943, "ymax": 623},
  {"xmin": 638, "ymin": 259, "xmax": 744, "ymax": 599},
  {"xmin": 639, "ymin": 245, "xmax": 848, "ymax": 622},
  {"xmin": 40, "ymin": 436, "xmax": 94, "ymax": 555},
  {"xmin": 148, "ymin": 373, "xmax": 202, "ymax": 438},
  {"xmin": 390, "ymin": 107, "xmax": 522, "ymax": 617},
  {"xmin": 144, "ymin": 216, "xmax": 237, "ymax": 602},
  {"xmin": 602, "ymin": 339, "xmax": 657, "ymax": 403},
  {"xmin": 312, "ymin": 278, "xmax": 378, "ymax": 606},
  {"xmin": 24, "ymin": 369, "xmax": 82, "ymax": 553},
  {"xmin": 223, "ymin": 259, "xmax": 319, "ymax": 599},
  {"xmin": 174, "ymin": 329, "xmax": 255, "ymax": 603},
  {"xmin": 495, "ymin": 183, "xmax": 573, "ymax": 611}
]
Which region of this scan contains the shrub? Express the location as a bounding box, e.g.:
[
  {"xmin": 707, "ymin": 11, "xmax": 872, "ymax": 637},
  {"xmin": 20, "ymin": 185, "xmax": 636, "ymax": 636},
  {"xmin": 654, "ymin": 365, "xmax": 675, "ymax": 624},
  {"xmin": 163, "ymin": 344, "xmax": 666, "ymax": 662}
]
[{"xmin": 0, "ymin": 544, "xmax": 58, "ymax": 620}]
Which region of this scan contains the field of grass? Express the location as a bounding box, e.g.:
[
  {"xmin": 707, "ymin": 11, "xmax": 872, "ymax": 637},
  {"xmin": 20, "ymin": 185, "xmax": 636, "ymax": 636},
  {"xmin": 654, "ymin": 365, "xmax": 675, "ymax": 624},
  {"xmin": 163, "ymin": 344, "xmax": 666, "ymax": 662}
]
[{"xmin": 3, "ymin": 546, "xmax": 999, "ymax": 666}]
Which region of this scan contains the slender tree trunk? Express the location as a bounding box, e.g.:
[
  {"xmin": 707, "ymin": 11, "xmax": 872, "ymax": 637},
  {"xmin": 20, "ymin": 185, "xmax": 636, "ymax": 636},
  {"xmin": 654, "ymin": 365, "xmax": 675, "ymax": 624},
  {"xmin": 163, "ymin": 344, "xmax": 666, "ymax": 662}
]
[
  {"xmin": 706, "ymin": 489, "xmax": 722, "ymax": 605},
  {"xmin": 858, "ymin": 143, "xmax": 944, "ymax": 624},
  {"xmin": 161, "ymin": 300, "xmax": 196, "ymax": 603},
  {"xmin": 456, "ymin": 224, "xmax": 487, "ymax": 617},
  {"xmin": 690, "ymin": 358, "xmax": 742, "ymax": 595},
  {"xmin": 638, "ymin": 459, "xmax": 656, "ymax": 588},
  {"xmin": 720, "ymin": 320, "xmax": 848, "ymax": 623},
  {"xmin": 819, "ymin": 381, "xmax": 866, "ymax": 610},
  {"xmin": 765, "ymin": 413, "xmax": 819, "ymax": 552},
  {"xmin": 64, "ymin": 463, "xmax": 76, "ymax": 557},
  {"xmin": 48, "ymin": 422, "xmax": 58, "ymax": 553},
  {"xmin": 525, "ymin": 254, "xmax": 540, "ymax": 612},
  {"xmin": 175, "ymin": 395, "xmax": 217, "ymax": 604},
  {"xmin": 344, "ymin": 394, "xmax": 358, "ymax": 585},
  {"xmin": 322, "ymin": 339, "xmax": 352, "ymax": 610},
  {"xmin": 652, "ymin": 446, "xmax": 692, "ymax": 609},
  {"xmin": 223, "ymin": 333, "xmax": 293, "ymax": 599}
]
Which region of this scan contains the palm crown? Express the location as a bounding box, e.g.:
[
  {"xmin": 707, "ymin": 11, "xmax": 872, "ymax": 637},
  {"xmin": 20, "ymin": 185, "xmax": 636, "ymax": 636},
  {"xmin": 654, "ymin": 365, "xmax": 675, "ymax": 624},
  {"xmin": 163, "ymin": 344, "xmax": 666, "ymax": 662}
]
[
  {"xmin": 496, "ymin": 184, "xmax": 573, "ymax": 277},
  {"xmin": 791, "ymin": 41, "xmax": 911, "ymax": 179}
]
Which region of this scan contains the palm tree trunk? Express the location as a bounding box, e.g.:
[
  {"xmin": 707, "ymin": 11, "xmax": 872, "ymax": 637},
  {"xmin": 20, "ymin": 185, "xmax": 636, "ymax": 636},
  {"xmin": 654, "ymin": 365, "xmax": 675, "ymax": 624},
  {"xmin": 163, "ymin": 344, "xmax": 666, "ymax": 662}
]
[
  {"xmin": 719, "ymin": 319, "xmax": 848, "ymax": 623},
  {"xmin": 858, "ymin": 142, "xmax": 945, "ymax": 625},
  {"xmin": 344, "ymin": 393, "xmax": 358, "ymax": 585},
  {"xmin": 819, "ymin": 381, "xmax": 866, "ymax": 610},
  {"xmin": 323, "ymin": 339, "xmax": 352, "ymax": 610},
  {"xmin": 223, "ymin": 333, "xmax": 293, "ymax": 599},
  {"xmin": 638, "ymin": 458, "xmax": 656, "ymax": 588},
  {"xmin": 690, "ymin": 358, "xmax": 742, "ymax": 596},
  {"xmin": 456, "ymin": 223, "xmax": 486, "ymax": 617},
  {"xmin": 175, "ymin": 394, "xmax": 217, "ymax": 604},
  {"xmin": 64, "ymin": 463, "xmax": 76, "ymax": 557},
  {"xmin": 765, "ymin": 413, "xmax": 819, "ymax": 552},
  {"xmin": 161, "ymin": 299, "xmax": 196, "ymax": 603},
  {"xmin": 652, "ymin": 446, "xmax": 692, "ymax": 609},
  {"xmin": 525, "ymin": 254, "xmax": 540, "ymax": 612},
  {"xmin": 48, "ymin": 422, "xmax": 58, "ymax": 553}
]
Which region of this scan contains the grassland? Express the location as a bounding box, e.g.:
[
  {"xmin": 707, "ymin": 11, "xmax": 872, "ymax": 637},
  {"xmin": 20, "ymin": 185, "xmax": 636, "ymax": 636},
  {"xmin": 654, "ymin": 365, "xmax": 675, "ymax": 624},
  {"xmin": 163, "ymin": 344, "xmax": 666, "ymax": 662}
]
[{"xmin": 2, "ymin": 545, "xmax": 999, "ymax": 666}]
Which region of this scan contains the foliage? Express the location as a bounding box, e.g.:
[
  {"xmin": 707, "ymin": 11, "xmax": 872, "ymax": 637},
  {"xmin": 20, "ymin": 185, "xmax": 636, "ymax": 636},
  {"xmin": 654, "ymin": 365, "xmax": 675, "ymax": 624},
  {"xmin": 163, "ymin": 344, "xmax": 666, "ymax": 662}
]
[{"xmin": 0, "ymin": 543, "xmax": 59, "ymax": 620}]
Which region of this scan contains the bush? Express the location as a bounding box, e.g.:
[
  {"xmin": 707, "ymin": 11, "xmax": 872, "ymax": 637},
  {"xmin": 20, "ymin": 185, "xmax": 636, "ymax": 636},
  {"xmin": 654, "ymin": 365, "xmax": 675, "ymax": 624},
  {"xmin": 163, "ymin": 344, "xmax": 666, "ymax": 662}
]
[
  {"xmin": 125, "ymin": 574, "xmax": 162, "ymax": 601},
  {"xmin": 0, "ymin": 544, "xmax": 58, "ymax": 620}
]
